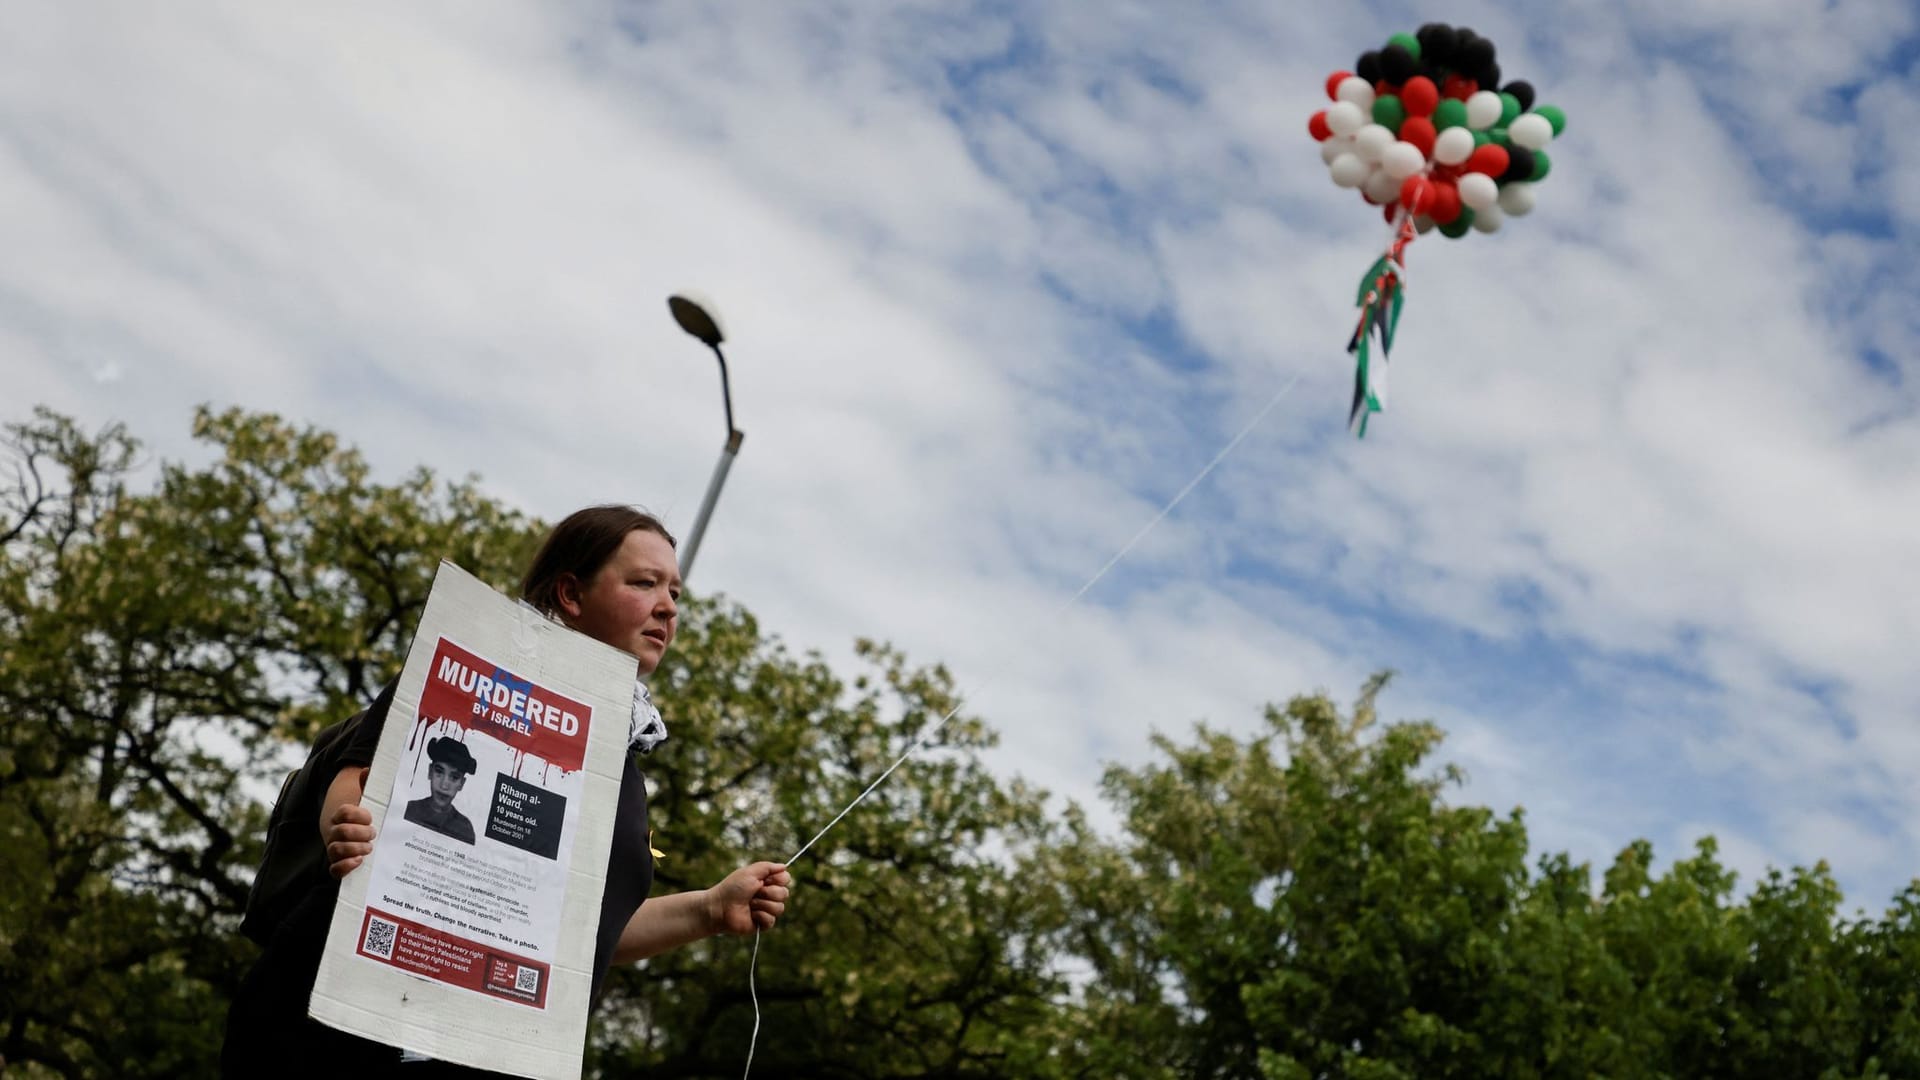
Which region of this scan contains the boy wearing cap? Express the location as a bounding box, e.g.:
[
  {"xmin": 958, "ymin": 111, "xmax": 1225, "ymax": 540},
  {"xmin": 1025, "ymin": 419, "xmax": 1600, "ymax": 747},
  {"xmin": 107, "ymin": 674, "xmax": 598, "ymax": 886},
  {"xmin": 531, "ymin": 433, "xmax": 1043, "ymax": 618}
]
[{"xmin": 404, "ymin": 735, "xmax": 478, "ymax": 844}]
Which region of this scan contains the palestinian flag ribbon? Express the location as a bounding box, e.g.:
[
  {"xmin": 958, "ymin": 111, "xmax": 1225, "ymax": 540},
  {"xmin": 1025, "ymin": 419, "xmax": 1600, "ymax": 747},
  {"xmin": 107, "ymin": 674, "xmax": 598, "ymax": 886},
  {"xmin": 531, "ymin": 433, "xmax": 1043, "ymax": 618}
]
[{"xmin": 1346, "ymin": 252, "xmax": 1407, "ymax": 438}]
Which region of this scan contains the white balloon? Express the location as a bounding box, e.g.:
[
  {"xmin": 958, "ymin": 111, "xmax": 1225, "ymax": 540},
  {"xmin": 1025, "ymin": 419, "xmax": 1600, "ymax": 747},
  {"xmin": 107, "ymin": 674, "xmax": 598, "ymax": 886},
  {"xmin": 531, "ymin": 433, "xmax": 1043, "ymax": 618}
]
[
  {"xmin": 1329, "ymin": 153, "xmax": 1369, "ymax": 188},
  {"xmin": 1432, "ymin": 126, "xmax": 1475, "ymax": 165},
  {"xmin": 1466, "ymin": 90, "xmax": 1503, "ymax": 130},
  {"xmin": 1353, "ymin": 123, "xmax": 1395, "ymax": 163},
  {"xmin": 1414, "ymin": 214, "xmax": 1436, "ymax": 234},
  {"xmin": 1381, "ymin": 141, "xmax": 1427, "ymax": 180},
  {"xmin": 1471, "ymin": 203, "xmax": 1505, "ymax": 233},
  {"xmin": 1363, "ymin": 166, "xmax": 1402, "ymax": 203},
  {"xmin": 1498, "ymin": 181, "xmax": 1537, "ymax": 216},
  {"xmin": 1336, "ymin": 75, "xmax": 1376, "ymax": 110},
  {"xmin": 1320, "ymin": 136, "xmax": 1346, "ymax": 164},
  {"xmin": 1326, "ymin": 100, "xmax": 1366, "ymax": 137},
  {"xmin": 1458, "ymin": 171, "xmax": 1499, "ymax": 210},
  {"xmin": 1508, "ymin": 113, "xmax": 1553, "ymax": 150}
]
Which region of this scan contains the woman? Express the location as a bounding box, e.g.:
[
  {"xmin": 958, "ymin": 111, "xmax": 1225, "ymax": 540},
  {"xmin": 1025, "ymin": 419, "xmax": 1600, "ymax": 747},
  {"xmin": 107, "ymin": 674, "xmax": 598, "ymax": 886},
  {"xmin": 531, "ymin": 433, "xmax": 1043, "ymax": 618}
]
[{"xmin": 223, "ymin": 505, "xmax": 790, "ymax": 1076}]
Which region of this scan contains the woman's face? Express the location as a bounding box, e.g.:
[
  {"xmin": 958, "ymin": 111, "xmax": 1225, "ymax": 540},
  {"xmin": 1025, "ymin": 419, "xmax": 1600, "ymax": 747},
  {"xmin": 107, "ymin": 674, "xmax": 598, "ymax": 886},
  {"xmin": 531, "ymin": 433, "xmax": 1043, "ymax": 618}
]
[{"xmin": 561, "ymin": 529, "xmax": 681, "ymax": 676}]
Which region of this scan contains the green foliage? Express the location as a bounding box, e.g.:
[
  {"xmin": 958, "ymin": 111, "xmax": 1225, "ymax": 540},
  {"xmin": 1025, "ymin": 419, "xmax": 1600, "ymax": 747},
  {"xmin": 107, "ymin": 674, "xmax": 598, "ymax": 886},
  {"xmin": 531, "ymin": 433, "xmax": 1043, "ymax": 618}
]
[
  {"xmin": 4, "ymin": 406, "xmax": 1919, "ymax": 1079},
  {"xmin": 0, "ymin": 406, "xmax": 537, "ymax": 1076},
  {"xmin": 1049, "ymin": 676, "xmax": 1920, "ymax": 1078},
  {"xmin": 0, "ymin": 407, "xmax": 1070, "ymax": 1079},
  {"xmin": 588, "ymin": 626, "xmax": 1070, "ymax": 1077}
]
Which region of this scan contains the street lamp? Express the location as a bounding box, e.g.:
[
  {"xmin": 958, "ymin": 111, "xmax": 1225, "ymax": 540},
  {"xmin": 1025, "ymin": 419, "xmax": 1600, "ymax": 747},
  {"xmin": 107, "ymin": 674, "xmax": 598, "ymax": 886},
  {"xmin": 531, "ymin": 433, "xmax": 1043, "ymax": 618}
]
[{"xmin": 667, "ymin": 293, "xmax": 743, "ymax": 582}]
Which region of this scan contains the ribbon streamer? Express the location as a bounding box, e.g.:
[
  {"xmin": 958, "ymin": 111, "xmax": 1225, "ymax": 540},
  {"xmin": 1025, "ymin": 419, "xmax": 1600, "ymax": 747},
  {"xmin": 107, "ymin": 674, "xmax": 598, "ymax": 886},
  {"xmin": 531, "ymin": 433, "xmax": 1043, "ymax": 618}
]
[{"xmin": 1346, "ymin": 214, "xmax": 1416, "ymax": 437}]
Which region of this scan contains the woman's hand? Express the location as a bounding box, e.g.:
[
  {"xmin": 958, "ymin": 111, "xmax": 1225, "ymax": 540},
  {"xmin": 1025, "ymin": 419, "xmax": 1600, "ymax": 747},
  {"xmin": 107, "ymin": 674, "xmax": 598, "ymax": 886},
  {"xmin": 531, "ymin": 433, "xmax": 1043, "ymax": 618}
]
[
  {"xmin": 706, "ymin": 862, "xmax": 792, "ymax": 936},
  {"xmin": 323, "ymin": 766, "xmax": 376, "ymax": 879},
  {"xmin": 614, "ymin": 862, "xmax": 795, "ymax": 962}
]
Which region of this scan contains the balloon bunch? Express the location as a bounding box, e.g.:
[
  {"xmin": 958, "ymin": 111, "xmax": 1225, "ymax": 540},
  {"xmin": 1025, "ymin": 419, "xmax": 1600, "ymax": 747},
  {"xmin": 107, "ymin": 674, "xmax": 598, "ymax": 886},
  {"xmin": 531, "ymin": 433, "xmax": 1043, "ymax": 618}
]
[{"xmin": 1307, "ymin": 24, "xmax": 1569, "ymax": 435}]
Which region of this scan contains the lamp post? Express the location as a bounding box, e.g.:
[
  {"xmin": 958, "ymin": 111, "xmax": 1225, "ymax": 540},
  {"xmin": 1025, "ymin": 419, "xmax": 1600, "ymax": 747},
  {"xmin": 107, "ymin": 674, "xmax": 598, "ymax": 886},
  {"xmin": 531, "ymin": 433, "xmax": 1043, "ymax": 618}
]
[{"xmin": 667, "ymin": 293, "xmax": 742, "ymax": 582}]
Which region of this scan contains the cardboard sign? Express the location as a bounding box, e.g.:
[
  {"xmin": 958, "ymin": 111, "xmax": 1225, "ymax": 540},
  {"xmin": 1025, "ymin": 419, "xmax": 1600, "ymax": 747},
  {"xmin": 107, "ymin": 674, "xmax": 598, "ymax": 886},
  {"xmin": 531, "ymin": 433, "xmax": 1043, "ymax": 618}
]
[{"xmin": 310, "ymin": 562, "xmax": 635, "ymax": 1079}]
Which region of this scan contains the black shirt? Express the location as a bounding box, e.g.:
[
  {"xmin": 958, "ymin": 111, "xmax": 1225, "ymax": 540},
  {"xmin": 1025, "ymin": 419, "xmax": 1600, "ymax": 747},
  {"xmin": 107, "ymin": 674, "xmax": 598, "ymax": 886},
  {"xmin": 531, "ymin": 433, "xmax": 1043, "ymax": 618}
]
[
  {"xmin": 224, "ymin": 680, "xmax": 654, "ymax": 1076},
  {"xmin": 403, "ymin": 797, "xmax": 478, "ymax": 844}
]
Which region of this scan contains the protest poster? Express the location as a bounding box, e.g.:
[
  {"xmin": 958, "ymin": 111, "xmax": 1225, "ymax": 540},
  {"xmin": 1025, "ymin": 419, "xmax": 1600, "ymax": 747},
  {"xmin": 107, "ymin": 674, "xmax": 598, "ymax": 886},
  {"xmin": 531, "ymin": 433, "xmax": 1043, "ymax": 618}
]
[{"xmin": 310, "ymin": 561, "xmax": 637, "ymax": 1079}]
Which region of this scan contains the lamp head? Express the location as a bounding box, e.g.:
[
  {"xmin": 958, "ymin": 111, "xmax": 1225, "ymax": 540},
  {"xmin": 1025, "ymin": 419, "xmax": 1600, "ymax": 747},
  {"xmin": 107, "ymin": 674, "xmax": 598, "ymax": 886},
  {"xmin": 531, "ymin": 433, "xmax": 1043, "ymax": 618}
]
[{"xmin": 668, "ymin": 293, "xmax": 726, "ymax": 348}]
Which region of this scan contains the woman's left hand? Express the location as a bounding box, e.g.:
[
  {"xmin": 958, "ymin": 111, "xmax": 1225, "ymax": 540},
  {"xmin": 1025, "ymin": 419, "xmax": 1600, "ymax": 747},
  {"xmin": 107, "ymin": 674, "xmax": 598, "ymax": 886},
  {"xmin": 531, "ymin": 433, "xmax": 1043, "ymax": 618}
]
[{"xmin": 707, "ymin": 862, "xmax": 793, "ymax": 936}]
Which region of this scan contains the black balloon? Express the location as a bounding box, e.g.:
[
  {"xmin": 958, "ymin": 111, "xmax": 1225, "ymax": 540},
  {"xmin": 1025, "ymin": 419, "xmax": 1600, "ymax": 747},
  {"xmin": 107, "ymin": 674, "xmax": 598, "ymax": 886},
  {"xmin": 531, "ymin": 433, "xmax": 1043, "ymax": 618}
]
[
  {"xmin": 1479, "ymin": 62, "xmax": 1502, "ymax": 90},
  {"xmin": 1450, "ymin": 28, "xmax": 1479, "ymax": 74},
  {"xmin": 1504, "ymin": 80, "xmax": 1536, "ymax": 111},
  {"xmin": 1380, "ymin": 43, "xmax": 1417, "ymax": 83},
  {"xmin": 1501, "ymin": 145, "xmax": 1536, "ymax": 184},
  {"xmin": 1417, "ymin": 24, "xmax": 1458, "ymax": 66},
  {"xmin": 1460, "ymin": 35, "xmax": 1496, "ymax": 71},
  {"xmin": 1419, "ymin": 60, "xmax": 1444, "ymax": 84},
  {"xmin": 1356, "ymin": 50, "xmax": 1383, "ymax": 83}
]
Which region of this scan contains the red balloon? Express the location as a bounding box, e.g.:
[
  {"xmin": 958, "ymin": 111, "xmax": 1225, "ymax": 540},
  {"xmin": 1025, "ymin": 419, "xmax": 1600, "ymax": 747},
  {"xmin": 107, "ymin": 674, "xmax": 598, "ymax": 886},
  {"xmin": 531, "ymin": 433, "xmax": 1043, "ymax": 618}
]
[
  {"xmin": 1466, "ymin": 144, "xmax": 1510, "ymax": 177},
  {"xmin": 1429, "ymin": 180, "xmax": 1462, "ymax": 224},
  {"xmin": 1442, "ymin": 74, "xmax": 1478, "ymax": 101},
  {"xmin": 1432, "ymin": 161, "xmax": 1463, "ymax": 182},
  {"xmin": 1398, "ymin": 174, "xmax": 1434, "ymax": 215},
  {"xmin": 1375, "ymin": 80, "xmax": 1397, "ymax": 97},
  {"xmin": 1383, "ymin": 203, "xmax": 1399, "ymax": 224},
  {"xmin": 1399, "ymin": 116, "xmax": 1437, "ymax": 158},
  {"xmin": 1309, "ymin": 110, "xmax": 1332, "ymax": 141},
  {"xmin": 1326, "ymin": 70, "xmax": 1352, "ymax": 100},
  {"xmin": 1400, "ymin": 76, "xmax": 1439, "ymax": 117}
]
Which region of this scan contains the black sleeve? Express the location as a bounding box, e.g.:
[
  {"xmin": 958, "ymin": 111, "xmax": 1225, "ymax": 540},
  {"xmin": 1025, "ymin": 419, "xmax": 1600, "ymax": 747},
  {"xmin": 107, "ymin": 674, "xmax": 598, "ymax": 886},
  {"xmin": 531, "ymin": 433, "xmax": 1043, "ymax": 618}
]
[
  {"xmin": 238, "ymin": 677, "xmax": 399, "ymax": 947},
  {"xmin": 336, "ymin": 678, "xmax": 399, "ymax": 769}
]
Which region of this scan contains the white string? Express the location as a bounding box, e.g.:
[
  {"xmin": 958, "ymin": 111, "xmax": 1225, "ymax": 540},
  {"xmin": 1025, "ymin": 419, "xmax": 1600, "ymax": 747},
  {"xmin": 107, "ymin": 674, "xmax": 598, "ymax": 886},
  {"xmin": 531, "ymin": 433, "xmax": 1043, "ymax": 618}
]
[
  {"xmin": 740, "ymin": 374, "xmax": 1302, "ymax": 1075},
  {"xmin": 739, "ymin": 930, "xmax": 762, "ymax": 1079}
]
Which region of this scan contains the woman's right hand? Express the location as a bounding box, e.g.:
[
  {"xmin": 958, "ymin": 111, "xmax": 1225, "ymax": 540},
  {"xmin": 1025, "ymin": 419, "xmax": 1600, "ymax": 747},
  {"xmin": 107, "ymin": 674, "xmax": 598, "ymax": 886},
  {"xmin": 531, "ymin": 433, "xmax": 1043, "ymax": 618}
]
[{"xmin": 323, "ymin": 766, "xmax": 376, "ymax": 879}]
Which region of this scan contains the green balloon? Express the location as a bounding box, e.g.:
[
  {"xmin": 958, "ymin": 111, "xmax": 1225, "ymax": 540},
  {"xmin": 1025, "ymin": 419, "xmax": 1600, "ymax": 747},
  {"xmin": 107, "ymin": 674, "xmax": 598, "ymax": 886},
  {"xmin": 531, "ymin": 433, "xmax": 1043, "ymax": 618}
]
[
  {"xmin": 1499, "ymin": 92, "xmax": 1521, "ymax": 126},
  {"xmin": 1536, "ymin": 104, "xmax": 1567, "ymax": 136},
  {"xmin": 1372, "ymin": 94, "xmax": 1406, "ymax": 133},
  {"xmin": 1388, "ymin": 32, "xmax": 1421, "ymax": 59},
  {"xmin": 1472, "ymin": 129, "xmax": 1492, "ymax": 147},
  {"xmin": 1531, "ymin": 149, "xmax": 1552, "ymax": 181},
  {"xmin": 1440, "ymin": 207, "xmax": 1474, "ymax": 238},
  {"xmin": 1434, "ymin": 98, "xmax": 1468, "ymax": 130}
]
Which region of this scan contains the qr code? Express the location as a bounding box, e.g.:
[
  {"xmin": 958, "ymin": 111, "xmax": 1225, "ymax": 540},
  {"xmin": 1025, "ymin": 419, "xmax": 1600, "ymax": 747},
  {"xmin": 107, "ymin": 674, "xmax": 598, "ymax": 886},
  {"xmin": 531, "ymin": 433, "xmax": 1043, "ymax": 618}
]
[
  {"xmin": 514, "ymin": 965, "xmax": 540, "ymax": 995},
  {"xmin": 363, "ymin": 916, "xmax": 399, "ymax": 960}
]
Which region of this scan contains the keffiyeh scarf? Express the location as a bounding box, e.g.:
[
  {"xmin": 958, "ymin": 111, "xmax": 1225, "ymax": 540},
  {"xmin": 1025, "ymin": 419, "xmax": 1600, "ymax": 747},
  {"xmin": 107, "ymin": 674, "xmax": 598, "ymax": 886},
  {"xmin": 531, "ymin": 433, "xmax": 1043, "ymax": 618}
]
[{"xmin": 629, "ymin": 679, "xmax": 667, "ymax": 754}]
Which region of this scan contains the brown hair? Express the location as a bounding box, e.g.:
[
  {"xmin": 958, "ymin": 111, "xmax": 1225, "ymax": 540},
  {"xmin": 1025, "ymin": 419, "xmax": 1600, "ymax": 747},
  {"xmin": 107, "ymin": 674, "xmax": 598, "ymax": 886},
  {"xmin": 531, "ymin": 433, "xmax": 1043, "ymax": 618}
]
[{"xmin": 519, "ymin": 505, "xmax": 676, "ymax": 616}]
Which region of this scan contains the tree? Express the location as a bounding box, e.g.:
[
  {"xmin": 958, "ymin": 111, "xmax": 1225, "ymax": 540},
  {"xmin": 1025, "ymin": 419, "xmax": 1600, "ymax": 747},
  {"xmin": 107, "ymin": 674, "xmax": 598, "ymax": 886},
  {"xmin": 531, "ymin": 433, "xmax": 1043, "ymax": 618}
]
[
  {"xmin": 0, "ymin": 406, "xmax": 536, "ymax": 1076},
  {"xmin": 1046, "ymin": 677, "xmax": 1920, "ymax": 1080},
  {"xmin": 0, "ymin": 407, "xmax": 1072, "ymax": 1078},
  {"xmin": 1043, "ymin": 675, "xmax": 1535, "ymax": 1079},
  {"xmin": 588, "ymin": 628, "xmax": 1072, "ymax": 1078},
  {"xmin": 7, "ymin": 404, "xmax": 1919, "ymax": 1078}
]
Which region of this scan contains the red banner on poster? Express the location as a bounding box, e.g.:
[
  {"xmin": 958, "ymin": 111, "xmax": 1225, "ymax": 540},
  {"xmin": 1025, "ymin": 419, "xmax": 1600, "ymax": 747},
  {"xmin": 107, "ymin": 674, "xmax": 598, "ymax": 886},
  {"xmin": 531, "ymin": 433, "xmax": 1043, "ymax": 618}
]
[
  {"xmin": 416, "ymin": 638, "xmax": 590, "ymax": 773},
  {"xmin": 355, "ymin": 907, "xmax": 550, "ymax": 1010}
]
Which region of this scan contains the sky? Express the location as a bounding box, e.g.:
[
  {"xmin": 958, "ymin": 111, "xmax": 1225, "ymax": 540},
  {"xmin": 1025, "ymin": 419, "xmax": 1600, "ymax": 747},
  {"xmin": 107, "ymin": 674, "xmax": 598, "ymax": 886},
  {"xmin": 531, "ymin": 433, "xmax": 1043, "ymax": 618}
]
[{"xmin": 3, "ymin": 0, "xmax": 1917, "ymax": 909}]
